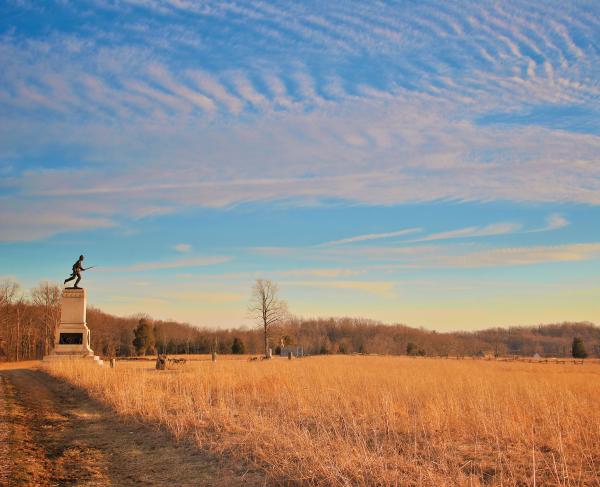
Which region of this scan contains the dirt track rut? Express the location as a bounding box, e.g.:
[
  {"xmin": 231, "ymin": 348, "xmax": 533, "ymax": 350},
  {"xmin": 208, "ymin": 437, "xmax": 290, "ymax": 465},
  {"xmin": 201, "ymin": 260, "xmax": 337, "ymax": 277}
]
[{"xmin": 0, "ymin": 366, "xmax": 260, "ymax": 487}]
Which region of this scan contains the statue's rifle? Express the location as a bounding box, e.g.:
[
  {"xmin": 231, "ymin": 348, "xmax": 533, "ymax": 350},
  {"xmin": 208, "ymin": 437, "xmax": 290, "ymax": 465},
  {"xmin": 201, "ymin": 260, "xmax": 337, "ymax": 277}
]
[{"xmin": 84, "ymin": 265, "xmax": 97, "ymax": 271}]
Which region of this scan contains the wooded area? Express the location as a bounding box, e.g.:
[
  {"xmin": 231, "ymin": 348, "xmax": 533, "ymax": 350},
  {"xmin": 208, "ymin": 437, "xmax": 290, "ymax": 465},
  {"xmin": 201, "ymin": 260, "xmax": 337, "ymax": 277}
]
[{"xmin": 1, "ymin": 280, "xmax": 599, "ymax": 361}]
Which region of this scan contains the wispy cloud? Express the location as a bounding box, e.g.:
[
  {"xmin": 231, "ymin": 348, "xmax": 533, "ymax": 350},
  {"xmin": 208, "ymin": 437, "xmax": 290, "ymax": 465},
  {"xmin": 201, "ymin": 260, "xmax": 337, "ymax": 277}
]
[
  {"xmin": 2, "ymin": 1, "xmax": 599, "ymax": 329},
  {"xmin": 162, "ymin": 289, "xmax": 245, "ymax": 303},
  {"xmin": 173, "ymin": 243, "xmax": 192, "ymax": 252},
  {"xmin": 411, "ymin": 223, "xmax": 521, "ymax": 243},
  {"xmin": 276, "ymin": 268, "xmax": 363, "ymax": 278},
  {"xmin": 440, "ymin": 243, "xmax": 600, "ymax": 268},
  {"xmin": 0, "ymin": 204, "xmax": 115, "ymax": 242},
  {"xmin": 544, "ymin": 214, "xmax": 569, "ymax": 230},
  {"xmin": 530, "ymin": 213, "xmax": 570, "ymax": 233},
  {"xmin": 146, "ymin": 63, "xmax": 216, "ymax": 113},
  {"xmin": 259, "ymin": 240, "xmax": 600, "ymax": 271},
  {"xmin": 332, "ymin": 241, "xmax": 600, "ymax": 269},
  {"xmin": 188, "ymin": 70, "xmax": 243, "ymax": 114},
  {"xmin": 284, "ymin": 280, "xmax": 395, "ymax": 297},
  {"xmin": 402, "ymin": 215, "xmax": 569, "ymax": 244},
  {"xmin": 319, "ymin": 227, "xmax": 421, "ymax": 247},
  {"xmin": 2, "ymin": 0, "xmax": 600, "ymax": 243},
  {"xmin": 102, "ymin": 256, "xmax": 231, "ymax": 272},
  {"xmin": 3, "ymin": 1, "xmax": 599, "ymax": 121}
]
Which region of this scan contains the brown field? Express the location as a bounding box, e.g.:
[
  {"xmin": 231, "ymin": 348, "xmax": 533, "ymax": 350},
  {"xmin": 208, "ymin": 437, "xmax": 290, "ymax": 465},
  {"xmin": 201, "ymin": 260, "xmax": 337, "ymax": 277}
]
[
  {"xmin": 120, "ymin": 353, "xmax": 257, "ymax": 362},
  {"xmin": 44, "ymin": 356, "xmax": 600, "ymax": 486}
]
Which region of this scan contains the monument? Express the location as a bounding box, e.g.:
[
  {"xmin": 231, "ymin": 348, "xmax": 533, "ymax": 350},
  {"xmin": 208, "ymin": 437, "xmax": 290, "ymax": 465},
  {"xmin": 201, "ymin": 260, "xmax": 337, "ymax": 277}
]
[{"xmin": 44, "ymin": 256, "xmax": 103, "ymax": 365}]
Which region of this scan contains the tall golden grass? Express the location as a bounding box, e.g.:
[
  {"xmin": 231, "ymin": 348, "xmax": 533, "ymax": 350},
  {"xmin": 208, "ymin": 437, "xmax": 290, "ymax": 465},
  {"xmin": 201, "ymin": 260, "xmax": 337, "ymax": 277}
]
[{"xmin": 45, "ymin": 356, "xmax": 600, "ymax": 486}]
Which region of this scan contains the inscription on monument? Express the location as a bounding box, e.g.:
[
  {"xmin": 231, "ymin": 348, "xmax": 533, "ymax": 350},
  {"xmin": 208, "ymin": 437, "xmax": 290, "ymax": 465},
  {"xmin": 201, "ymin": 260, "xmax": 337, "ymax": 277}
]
[{"xmin": 59, "ymin": 332, "xmax": 83, "ymax": 345}]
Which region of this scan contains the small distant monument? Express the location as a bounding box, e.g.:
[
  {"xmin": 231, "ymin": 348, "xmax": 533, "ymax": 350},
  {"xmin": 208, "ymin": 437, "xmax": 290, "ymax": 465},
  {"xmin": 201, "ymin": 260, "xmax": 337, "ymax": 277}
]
[{"xmin": 43, "ymin": 256, "xmax": 102, "ymax": 365}]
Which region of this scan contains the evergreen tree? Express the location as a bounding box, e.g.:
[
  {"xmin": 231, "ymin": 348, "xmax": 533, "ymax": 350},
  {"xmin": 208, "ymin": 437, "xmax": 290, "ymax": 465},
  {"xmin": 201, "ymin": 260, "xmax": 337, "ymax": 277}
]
[
  {"xmin": 231, "ymin": 337, "xmax": 246, "ymax": 354},
  {"xmin": 572, "ymin": 337, "xmax": 588, "ymax": 358},
  {"xmin": 132, "ymin": 318, "xmax": 155, "ymax": 355}
]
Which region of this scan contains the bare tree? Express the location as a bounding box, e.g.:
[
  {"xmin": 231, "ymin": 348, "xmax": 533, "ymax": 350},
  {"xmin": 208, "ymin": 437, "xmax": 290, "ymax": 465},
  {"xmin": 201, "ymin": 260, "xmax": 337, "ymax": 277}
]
[
  {"xmin": 0, "ymin": 279, "xmax": 19, "ymax": 305},
  {"xmin": 13, "ymin": 294, "xmax": 26, "ymax": 361},
  {"xmin": 249, "ymin": 279, "xmax": 287, "ymax": 358},
  {"xmin": 0, "ymin": 279, "xmax": 20, "ymax": 359},
  {"xmin": 31, "ymin": 282, "xmax": 61, "ymax": 356}
]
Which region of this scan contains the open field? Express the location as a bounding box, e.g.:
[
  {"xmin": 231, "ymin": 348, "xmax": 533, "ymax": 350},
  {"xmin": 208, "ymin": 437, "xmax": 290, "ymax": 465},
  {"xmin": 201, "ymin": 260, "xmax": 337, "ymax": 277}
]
[{"xmin": 41, "ymin": 356, "xmax": 600, "ymax": 486}]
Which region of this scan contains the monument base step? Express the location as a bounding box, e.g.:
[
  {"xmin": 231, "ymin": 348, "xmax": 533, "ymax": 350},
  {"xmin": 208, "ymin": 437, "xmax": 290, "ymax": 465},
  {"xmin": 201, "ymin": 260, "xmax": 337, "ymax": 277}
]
[{"xmin": 43, "ymin": 353, "xmax": 104, "ymax": 366}]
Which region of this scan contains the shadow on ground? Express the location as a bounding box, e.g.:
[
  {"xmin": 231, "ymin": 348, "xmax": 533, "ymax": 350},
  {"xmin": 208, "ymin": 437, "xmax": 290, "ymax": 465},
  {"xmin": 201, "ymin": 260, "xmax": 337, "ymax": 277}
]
[{"xmin": 0, "ymin": 366, "xmax": 262, "ymax": 487}]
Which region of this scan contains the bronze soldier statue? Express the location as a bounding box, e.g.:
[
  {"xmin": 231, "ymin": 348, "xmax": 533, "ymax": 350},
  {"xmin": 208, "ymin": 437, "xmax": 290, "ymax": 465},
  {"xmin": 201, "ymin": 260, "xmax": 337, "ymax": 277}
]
[{"xmin": 64, "ymin": 255, "xmax": 89, "ymax": 288}]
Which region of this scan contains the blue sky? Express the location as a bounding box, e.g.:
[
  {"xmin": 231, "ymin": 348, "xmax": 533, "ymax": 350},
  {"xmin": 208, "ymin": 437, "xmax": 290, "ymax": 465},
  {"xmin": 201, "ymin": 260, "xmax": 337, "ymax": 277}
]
[{"xmin": 1, "ymin": 0, "xmax": 599, "ymax": 329}]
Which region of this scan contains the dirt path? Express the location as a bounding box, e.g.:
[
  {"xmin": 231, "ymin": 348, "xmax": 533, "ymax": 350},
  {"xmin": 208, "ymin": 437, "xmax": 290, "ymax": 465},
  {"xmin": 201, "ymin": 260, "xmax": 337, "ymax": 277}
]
[{"xmin": 0, "ymin": 364, "xmax": 261, "ymax": 487}]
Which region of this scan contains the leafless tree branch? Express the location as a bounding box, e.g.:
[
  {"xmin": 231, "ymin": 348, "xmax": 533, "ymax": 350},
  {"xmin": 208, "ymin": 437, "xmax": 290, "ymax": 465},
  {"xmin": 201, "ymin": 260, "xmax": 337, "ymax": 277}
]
[{"xmin": 248, "ymin": 279, "xmax": 288, "ymax": 358}]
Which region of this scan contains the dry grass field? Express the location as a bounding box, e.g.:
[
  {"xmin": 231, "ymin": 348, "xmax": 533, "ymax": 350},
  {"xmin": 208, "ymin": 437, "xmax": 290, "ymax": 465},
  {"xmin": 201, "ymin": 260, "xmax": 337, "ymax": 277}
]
[{"xmin": 44, "ymin": 356, "xmax": 600, "ymax": 486}]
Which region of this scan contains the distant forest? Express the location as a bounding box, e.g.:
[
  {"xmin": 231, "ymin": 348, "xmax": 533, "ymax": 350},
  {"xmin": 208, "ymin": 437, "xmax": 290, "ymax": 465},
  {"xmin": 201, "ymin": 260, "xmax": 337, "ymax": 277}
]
[{"xmin": 1, "ymin": 280, "xmax": 599, "ymax": 361}]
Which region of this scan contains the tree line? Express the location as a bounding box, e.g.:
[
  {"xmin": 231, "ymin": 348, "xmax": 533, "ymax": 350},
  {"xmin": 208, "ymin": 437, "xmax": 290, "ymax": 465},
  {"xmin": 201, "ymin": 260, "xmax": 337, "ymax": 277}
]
[{"xmin": 1, "ymin": 279, "xmax": 598, "ymax": 361}]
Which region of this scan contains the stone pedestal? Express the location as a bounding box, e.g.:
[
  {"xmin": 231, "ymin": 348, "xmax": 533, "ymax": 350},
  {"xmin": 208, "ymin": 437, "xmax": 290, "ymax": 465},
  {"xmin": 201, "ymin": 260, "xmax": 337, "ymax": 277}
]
[{"xmin": 43, "ymin": 288, "xmax": 103, "ymax": 366}]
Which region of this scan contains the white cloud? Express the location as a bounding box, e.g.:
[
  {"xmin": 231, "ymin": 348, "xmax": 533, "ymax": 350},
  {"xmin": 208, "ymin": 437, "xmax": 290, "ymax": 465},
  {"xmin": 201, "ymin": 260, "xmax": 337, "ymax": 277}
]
[{"xmin": 173, "ymin": 243, "xmax": 191, "ymax": 252}]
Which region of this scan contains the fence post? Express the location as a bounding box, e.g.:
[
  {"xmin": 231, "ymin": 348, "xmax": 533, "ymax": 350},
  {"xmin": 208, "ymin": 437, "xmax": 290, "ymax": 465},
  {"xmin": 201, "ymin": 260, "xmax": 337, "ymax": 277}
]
[{"xmin": 212, "ymin": 351, "xmax": 217, "ymax": 362}]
